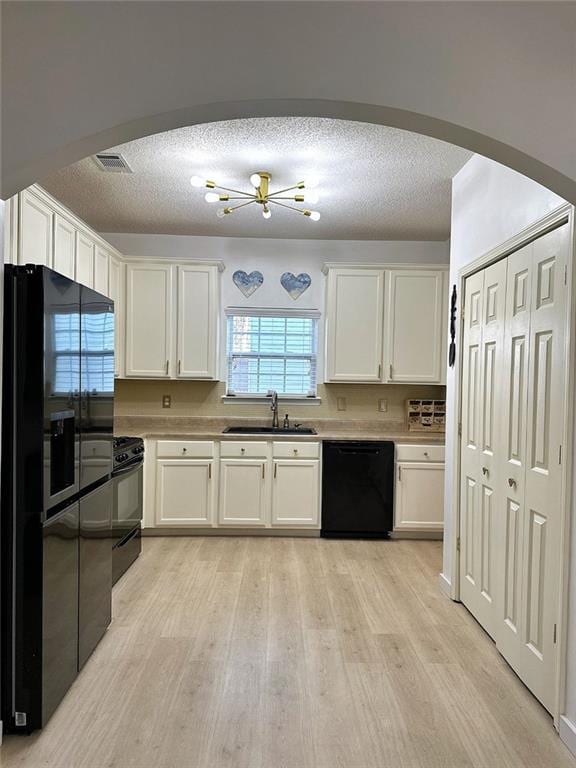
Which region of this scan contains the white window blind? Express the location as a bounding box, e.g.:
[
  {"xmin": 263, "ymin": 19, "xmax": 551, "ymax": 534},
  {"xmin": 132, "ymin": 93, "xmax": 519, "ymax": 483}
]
[{"xmin": 226, "ymin": 310, "xmax": 318, "ymax": 397}]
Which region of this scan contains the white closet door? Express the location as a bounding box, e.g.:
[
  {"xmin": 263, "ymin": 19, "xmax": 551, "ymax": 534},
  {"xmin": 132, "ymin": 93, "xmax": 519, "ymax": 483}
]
[
  {"xmin": 497, "ymin": 225, "xmax": 568, "ymax": 713},
  {"xmin": 459, "ymin": 259, "xmax": 507, "ymax": 637}
]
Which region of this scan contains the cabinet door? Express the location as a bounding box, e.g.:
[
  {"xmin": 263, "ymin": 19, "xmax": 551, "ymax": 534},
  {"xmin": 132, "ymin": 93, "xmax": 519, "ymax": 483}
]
[
  {"xmin": 156, "ymin": 459, "xmax": 215, "ymax": 526},
  {"xmin": 176, "ymin": 265, "xmax": 219, "ymax": 379},
  {"xmin": 219, "ymin": 459, "xmax": 268, "ymax": 526},
  {"xmin": 395, "ymin": 462, "xmax": 444, "ymax": 531},
  {"xmin": 19, "ymin": 189, "xmax": 53, "ymax": 266},
  {"xmin": 325, "ymin": 268, "xmax": 384, "ymax": 381},
  {"xmin": 125, "ymin": 263, "xmax": 172, "ymax": 378},
  {"xmin": 109, "ymin": 257, "xmax": 125, "ymax": 378},
  {"xmin": 53, "ymin": 214, "xmax": 76, "ymax": 279},
  {"xmin": 386, "ymin": 270, "xmax": 446, "ymax": 383},
  {"xmin": 272, "ymin": 460, "xmax": 320, "ymax": 526},
  {"xmin": 75, "ymin": 231, "xmax": 95, "ymax": 287},
  {"xmin": 94, "ymin": 246, "xmax": 110, "ymax": 296}
]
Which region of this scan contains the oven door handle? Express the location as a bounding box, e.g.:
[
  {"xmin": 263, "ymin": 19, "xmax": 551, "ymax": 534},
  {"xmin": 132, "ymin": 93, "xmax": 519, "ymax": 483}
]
[{"xmin": 112, "ymin": 459, "xmax": 143, "ymax": 478}]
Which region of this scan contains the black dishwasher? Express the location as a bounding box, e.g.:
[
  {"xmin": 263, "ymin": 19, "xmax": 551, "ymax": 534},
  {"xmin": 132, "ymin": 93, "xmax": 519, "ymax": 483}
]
[{"xmin": 321, "ymin": 441, "xmax": 394, "ymax": 538}]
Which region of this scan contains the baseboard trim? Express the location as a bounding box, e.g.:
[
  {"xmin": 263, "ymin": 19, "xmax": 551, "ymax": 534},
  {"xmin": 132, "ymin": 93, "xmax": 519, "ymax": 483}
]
[
  {"xmin": 390, "ymin": 531, "xmax": 443, "ymax": 540},
  {"xmin": 142, "ymin": 528, "xmax": 321, "ymax": 538},
  {"xmin": 438, "ymin": 572, "xmax": 453, "ymax": 599},
  {"xmin": 560, "ymin": 716, "xmax": 576, "ymax": 757}
]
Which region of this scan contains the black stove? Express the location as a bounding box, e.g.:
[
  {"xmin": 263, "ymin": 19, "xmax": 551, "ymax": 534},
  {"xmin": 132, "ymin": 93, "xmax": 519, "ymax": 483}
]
[{"xmin": 113, "ymin": 436, "xmax": 144, "ymax": 470}]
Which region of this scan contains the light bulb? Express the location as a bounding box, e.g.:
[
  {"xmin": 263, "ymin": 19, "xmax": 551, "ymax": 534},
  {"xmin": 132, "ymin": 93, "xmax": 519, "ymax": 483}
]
[
  {"xmin": 190, "ymin": 175, "xmax": 205, "ymax": 188},
  {"xmin": 205, "ymin": 192, "xmax": 219, "ymax": 203},
  {"xmin": 309, "ymin": 211, "xmax": 321, "ymax": 221},
  {"xmin": 305, "ymin": 190, "xmax": 319, "ymax": 204},
  {"xmin": 305, "ymin": 175, "xmax": 319, "ymax": 189},
  {"xmin": 262, "ymin": 207, "xmax": 272, "ymax": 220},
  {"xmin": 250, "ymin": 173, "xmax": 262, "ymax": 188},
  {"xmin": 216, "ymin": 208, "xmax": 227, "ymax": 218}
]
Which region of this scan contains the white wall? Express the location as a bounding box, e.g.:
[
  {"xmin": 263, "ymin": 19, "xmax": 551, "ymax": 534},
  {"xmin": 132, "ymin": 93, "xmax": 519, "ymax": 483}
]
[
  {"xmin": 443, "ymin": 154, "xmax": 576, "ymax": 751},
  {"xmin": 2, "ymin": 2, "xmax": 576, "ymax": 201}
]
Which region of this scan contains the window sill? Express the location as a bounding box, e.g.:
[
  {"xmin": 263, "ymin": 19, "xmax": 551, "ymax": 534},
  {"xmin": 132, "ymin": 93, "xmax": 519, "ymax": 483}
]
[{"xmin": 222, "ymin": 395, "xmax": 321, "ymax": 406}]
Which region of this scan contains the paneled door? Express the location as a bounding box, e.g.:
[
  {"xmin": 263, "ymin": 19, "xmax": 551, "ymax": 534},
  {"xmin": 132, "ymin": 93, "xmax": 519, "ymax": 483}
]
[
  {"xmin": 459, "ymin": 259, "xmax": 507, "ymax": 637},
  {"xmin": 156, "ymin": 460, "xmax": 215, "ymax": 526},
  {"xmin": 53, "ymin": 214, "xmax": 76, "ymax": 279},
  {"xmin": 496, "ymin": 226, "xmax": 568, "ymax": 713},
  {"xmin": 219, "ymin": 460, "xmax": 268, "ymax": 526}
]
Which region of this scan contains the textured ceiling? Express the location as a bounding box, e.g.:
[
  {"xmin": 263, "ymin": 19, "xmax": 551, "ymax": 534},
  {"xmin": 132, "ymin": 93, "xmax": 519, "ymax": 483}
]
[{"xmin": 40, "ymin": 118, "xmax": 472, "ymax": 241}]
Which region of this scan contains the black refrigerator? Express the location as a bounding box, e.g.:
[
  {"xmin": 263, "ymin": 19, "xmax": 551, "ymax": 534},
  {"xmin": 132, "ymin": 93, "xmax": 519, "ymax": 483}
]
[{"xmin": 1, "ymin": 265, "xmax": 114, "ymax": 733}]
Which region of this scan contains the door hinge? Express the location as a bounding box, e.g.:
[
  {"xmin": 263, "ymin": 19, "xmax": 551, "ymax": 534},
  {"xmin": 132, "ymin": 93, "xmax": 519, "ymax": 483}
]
[
  {"xmin": 554, "ymin": 623, "xmax": 557, "ymax": 644},
  {"xmin": 456, "ymin": 537, "xmax": 461, "ymax": 553},
  {"xmin": 559, "ymin": 445, "xmax": 562, "ymax": 465}
]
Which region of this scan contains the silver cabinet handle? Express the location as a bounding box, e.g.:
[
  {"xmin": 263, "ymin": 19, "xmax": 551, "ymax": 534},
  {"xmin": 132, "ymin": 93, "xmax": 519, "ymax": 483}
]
[
  {"xmin": 178, "ymin": 360, "xmax": 181, "ymax": 375},
  {"xmin": 293, "ymin": 448, "xmax": 298, "ymax": 455},
  {"xmin": 165, "ymin": 360, "xmax": 169, "ymax": 374},
  {"xmin": 274, "ymin": 463, "xmax": 277, "ymax": 479},
  {"xmin": 482, "ymin": 466, "xmax": 489, "ymax": 476},
  {"xmin": 423, "ymin": 451, "xmax": 429, "ymax": 457},
  {"xmin": 262, "ymin": 464, "xmax": 265, "ymax": 479},
  {"xmin": 389, "ymin": 364, "xmax": 393, "ymax": 379},
  {"xmin": 241, "ymin": 447, "xmax": 246, "ymax": 454},
  {"xmin": 208, "ymin": 463, "xmax": 212, "ymax": 479},
  {"xmin": 508, "ymin": 477, "xmax": 517, "ymax": 488},
  {"xmin": 378, "ymin": 363, "xmax": 382, "ymax": 378},
  {"xmin": 182, "ymin": 447, "xmax": 187, "ymax": 454},
  {"xmin": 398, "ymin": 466, "xmax": 402, "ymax": 482}
]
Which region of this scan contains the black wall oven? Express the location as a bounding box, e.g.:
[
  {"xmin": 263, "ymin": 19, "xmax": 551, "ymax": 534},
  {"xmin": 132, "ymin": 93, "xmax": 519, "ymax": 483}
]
[{"xmin": 112, "ymin": 437, "xmax": 144, "ymax": 584}]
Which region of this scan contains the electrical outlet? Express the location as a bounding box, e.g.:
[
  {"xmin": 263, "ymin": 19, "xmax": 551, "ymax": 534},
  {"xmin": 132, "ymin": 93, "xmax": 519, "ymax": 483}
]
[
  {"xmin": 378, "ymin": 399, "xmax": 388, "ymax": 413},
  {"xmin": 162, "ymin": 394, "xmax": 171, "ymax": 408},
  {"xmin": 337, "ymin": 397, "xmax": 347, "ymax": 411}
]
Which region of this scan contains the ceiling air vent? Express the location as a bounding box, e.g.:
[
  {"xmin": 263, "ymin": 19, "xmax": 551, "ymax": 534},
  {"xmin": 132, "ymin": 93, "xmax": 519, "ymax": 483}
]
[{"xmin": 93, "ymin": 153, "xmax": 132, "ymax": 173}]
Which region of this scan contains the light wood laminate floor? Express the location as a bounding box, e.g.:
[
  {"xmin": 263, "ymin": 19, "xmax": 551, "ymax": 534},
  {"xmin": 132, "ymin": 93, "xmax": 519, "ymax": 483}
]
[{"xmin": 2, "ymin": 537, "xmax": 575, "ymax": 768}]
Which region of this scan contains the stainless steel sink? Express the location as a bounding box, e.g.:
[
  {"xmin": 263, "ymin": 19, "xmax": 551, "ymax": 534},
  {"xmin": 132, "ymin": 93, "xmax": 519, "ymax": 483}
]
[{"xmin": 222, "ymin": 426, "xmax": 317, "ymax": 435}]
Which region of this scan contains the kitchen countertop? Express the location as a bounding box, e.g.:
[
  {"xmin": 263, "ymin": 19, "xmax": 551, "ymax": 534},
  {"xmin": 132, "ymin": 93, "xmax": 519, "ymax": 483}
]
[{"xmin": 114, "ymin": 416, "xmax": 446, "ymax": 444}]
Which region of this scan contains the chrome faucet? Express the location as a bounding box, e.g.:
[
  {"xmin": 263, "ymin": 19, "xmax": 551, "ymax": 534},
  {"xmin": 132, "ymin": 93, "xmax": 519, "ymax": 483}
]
[{"xmin": 267, "ymin": 390, "xmax": 279, "ymax": 429}]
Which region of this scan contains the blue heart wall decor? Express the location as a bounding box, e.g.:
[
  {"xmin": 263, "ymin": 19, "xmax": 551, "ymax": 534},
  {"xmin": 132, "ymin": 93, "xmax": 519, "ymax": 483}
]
[
  {"xmin": 232, "ymin": 270, "xmax": 264, "ymax": 298},
  {"xmin": 280, "ymin": 272, "xmax": 312, "ymax": 300}
]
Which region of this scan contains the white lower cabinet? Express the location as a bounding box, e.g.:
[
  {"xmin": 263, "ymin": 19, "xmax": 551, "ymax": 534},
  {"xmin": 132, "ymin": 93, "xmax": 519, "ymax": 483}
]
[
  {"xmin": 156, "ymin": 459, "xmax": 215, "ymax": 526},
  {"xmin": 394, "ymin": 444, "xmax": 445, "ymax": 533},
  {"xmin": 272, "ymin": 459, "xmax": 320, "ymax": 526},
  {"xmin": 219, "ymin": 459, "xmax": 268, "ymax": 526},
  {"xmin": 146, "ymin": 439, "xmax": 322, "ymax": 531}
]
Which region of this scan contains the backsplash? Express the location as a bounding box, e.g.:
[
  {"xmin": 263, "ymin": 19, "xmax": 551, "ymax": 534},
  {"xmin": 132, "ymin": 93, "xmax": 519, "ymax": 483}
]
[{"xmin": 115, "ymin": 379, "xmax": 446, "ymax": 426}]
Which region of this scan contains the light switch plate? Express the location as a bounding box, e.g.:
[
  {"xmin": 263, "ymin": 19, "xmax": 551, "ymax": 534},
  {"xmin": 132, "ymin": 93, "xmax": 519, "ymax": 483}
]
[
  {"xmin": 162, "ymin": 395, "xmax": 171, "ymax": 408},
  {"xmin": 378, "ymin": 399, "xmax": 388, "ymax": 412},
  {"xmin": 337, "ymin": 397, "xmax": 347, "ymax": 411}
]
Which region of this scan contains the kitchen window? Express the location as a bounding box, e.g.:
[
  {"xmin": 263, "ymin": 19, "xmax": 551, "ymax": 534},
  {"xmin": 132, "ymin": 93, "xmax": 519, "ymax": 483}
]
[{"xmin": 226, "ymin": 310, "xmax": 319, "ymax": 398}]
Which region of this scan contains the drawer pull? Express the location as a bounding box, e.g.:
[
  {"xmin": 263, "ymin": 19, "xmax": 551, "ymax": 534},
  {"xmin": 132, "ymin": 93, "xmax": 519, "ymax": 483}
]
[
  {"xmin": 293, "ymin": 448, "xmax": 298, "ymax": 455},
  {"xmin": 508, "ymin": 477, "xmax": 517, "ymax": 488},
  {"xmin": 423, "ymin": 451, "xmax": 429, "ymax": 457},
  {"xmin": 182, "ymin": 447, "xmax": 187, "ymax": 454},
  {"xmin": 482, "ymin": 466, "xmax": 489, "ymax": 476},
  {"xmin": 241, "ymin": 447, "xmax": 246, "ymax": 454}
]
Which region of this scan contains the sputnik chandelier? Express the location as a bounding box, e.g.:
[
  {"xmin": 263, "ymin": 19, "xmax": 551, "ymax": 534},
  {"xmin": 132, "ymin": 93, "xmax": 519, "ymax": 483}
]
[{"xmin": 190, "ymin": 171, "xmax": 321, "ymax": 222}]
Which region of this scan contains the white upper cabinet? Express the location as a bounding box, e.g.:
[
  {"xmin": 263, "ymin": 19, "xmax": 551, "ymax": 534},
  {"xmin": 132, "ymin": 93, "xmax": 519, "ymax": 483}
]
[
  {"xmin": 386, "ymin": 270, "xmax": 447, "ymax": 383},
  {"xmin": 125, "ymin": 263, "xmax": 172, "ymax": 378},
  {"xmin": 323, "ymin": 264, "xmax": 447, "ymax": 385},
  {"xmin": 325, "ymin": 268, "xmax": 385, "ymax": 382},
  {"xmin": 94, "ymin": 245, "xmax": 110, "ymax": 296},
  {"xmin": 75, "ymin": 230, "xmax": 95, "ymax": 288},
  {"xmin": 53, "ymin": 214, "xmax": 76, "ymax": 279},
  {"xmin": 19, "ymin": 189, "xmax": 53, "ymax": 267},
  {"xmin": 176, "ymin": 264, "xmax": 219, "ymax": 379},
  {"xmin": 109, "ymin": 256, "xmax": 125, "ymax": 378}
]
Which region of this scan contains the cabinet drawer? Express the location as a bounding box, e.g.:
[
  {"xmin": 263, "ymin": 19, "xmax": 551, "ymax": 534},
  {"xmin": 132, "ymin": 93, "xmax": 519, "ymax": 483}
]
[
  {"xmin": 395, "ymin": 444, "xmax": 445, "ymax": 462},
  {"xmin": 220, "ymin": 441, "xmax": 268, "ymax": 458},
  {"xmin": 272, "ymin": 442, "xmax": 320, "ymax": 459},
  {"xmin": 156, "ymin": 440, "xmax": 215, "ymax": 458}
]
